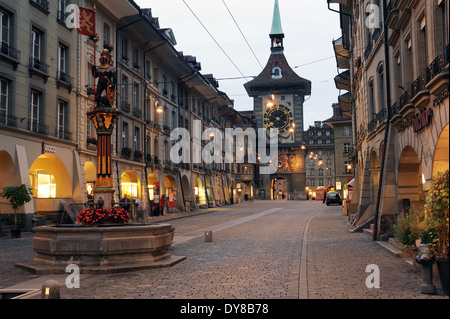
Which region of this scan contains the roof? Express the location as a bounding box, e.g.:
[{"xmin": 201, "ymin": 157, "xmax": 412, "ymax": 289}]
[
  {"xmin": 270, "ymin": 0, "xmax": 283, "ymax": 36},
  {"xmin": 323, "ymin": 103, "xmax": 352, "ymax": 124},
  {"xmin": 244, "ymin": 53, "xmax": 311, "ymax": 96}
]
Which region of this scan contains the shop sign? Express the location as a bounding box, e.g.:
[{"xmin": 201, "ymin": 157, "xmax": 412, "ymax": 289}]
[
  {"xmin": 42, "ymin": 141, "xmax": 56, "ymax": 154},
  {"xmin": 412, "ymin": 108, "xmax": 433, "ymax": 133}
]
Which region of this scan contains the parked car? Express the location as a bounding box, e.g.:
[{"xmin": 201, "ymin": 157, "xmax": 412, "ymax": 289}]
[{"xmin": 326, "ymin": 192, "xmax": 342, "ymax": 206}]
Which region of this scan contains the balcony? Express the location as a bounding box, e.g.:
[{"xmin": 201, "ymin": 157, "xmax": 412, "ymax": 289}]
[
  {"xmin": 132, "ymin": 107, "xmax": 142, "ymax": 119},
  {"xmin": 121, "ymin": 101, "xmax": 131, "ymax": 113},
  {"xmin": 0, "ymin": 43, "xmax": 20, "ymax": 69},
  {"xmin": 29, "ymin": 122, "xmax": 49, "ymax": 135},
  {"xmin": 57, "ymin": 129, "xmax": 72, "ymax": 141},
  {"xmin": 376, "ymin": 109, "xmax": 386, "ymax": 123},
  {"xmin": 410, "ymin": 75, "xmax": 430, "ymax": 109},
  {"xmin": 56, "ymin": 71, "xmax": 74, "ymax": 93},
  {"xmin": 368, "ymin": 119, "xmax": 377, "ymax": 133},
  {"xmin": 29, "ymin": 57, "xmax": 49, "ymax": 83},
  {"xmin": 0, "ymin": 111, "xmax": 18, "ymax": 128},
  {"xmin": 425, "ymin": 52, "xmax": 449, "ymax": 96},
  {"xmin": 334, "ymin": 70, "xmax": 350, "ymax": 91},
  {"xmin": 332, "ymin": 37, "xmax": 350, "ymax": 69},
  {"xmin": 30, "ymin": 0, "xmax": 49, "ymax": 14}
]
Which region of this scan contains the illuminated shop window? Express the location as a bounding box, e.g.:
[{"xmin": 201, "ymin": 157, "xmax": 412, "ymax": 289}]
[
  {"xmin": 37, "ymin": 173, "xmax": 56, "ymax": 198},
  {"xmin": 121, "ymin": 182, "xmax": 138, "ymax": 198}
]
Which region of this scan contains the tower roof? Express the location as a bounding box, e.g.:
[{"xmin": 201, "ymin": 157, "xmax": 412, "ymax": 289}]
[
  {"xmin": 244, "ymin": 0, "xmax": 311, "ymax": 97},
  {"xmin": 244, "ymin": 53, "xmax": 311, "ymax": 97},
  {"xmin": 270, "ymin": 0, "xmax": 283, "ymax": 36}
]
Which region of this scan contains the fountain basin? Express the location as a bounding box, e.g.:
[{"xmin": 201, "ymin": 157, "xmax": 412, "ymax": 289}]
[{"xmin": 16, "ymin": 223, "xmax": 185, "ymax": 274}]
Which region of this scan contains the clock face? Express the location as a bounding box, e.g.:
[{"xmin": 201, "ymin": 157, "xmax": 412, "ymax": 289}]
[{"xmin": 263, "ymin": 104, "xmax": 294, "ymax": 134}]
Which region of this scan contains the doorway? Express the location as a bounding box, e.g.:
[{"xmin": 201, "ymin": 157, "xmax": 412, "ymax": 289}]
[{"xmin": 271, "ymin": 177, "xmax": 288, "ymax": 200}]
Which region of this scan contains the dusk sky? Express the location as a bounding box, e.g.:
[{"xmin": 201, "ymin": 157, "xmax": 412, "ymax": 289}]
[{"xmin": 135, "ymin": 0, "xmax": 342, "ymax": 128}]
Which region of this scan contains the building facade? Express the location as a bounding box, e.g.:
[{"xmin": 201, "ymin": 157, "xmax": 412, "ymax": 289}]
[
  {"xmin": 0, "ymin": 0, "xmax": 81, "ymax": 229},
  {"xmin": 323, "ymin": 103, "xmax": 354, "ymax": 197},
  {"xmin": 304, "ymin": 122, "xmax": 336, "ymax": 196},
  {"xmin": 0, "ymin": 0, "xmax": 253, "ymax": 231},
  {"xmin": 329, "ymin": 0, "xmax": 449, "ymax": 238}
]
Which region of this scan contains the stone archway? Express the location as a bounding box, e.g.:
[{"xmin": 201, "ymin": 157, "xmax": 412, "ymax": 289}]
[
  {"xmin": 271, "ymin": 177, "xmax": 288, "ymax": 200},
  {"xmin": 29, "ymin": 153, "xmax": 72, "ymax": 199},
  {"xmin": 432, "ymin": 124, "xmax": 449, "ymax": 177},
  {"xmin": 398, "ymin": 146, "xmax": 425, "ymax": 214},
  {"xmin": 29, "ymin": 153, "xmax": 72, "ymax": 215},
  {"xmin": 121, "ymin": 170, "xmax": 140, "ymax": 199},
  {"xmin": 0, "ymin": 150, "xmax": 18, "ymax": 215}
]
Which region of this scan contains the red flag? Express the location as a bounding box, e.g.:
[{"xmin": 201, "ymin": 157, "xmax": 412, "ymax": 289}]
[{"xmin": 77, "ymin": 7, "xmax": 95, "ymax": 36}]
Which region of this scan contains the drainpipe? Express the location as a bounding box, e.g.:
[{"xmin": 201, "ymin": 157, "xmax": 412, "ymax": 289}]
[{"xmin": 373, "ymin": 0, "xmax": 392, "ymax": 241}]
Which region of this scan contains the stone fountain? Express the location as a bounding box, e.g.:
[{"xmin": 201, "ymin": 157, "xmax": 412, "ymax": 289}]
[{"xmin": 17, "ymin": 43, "xmax": 184, "ymax": 275}]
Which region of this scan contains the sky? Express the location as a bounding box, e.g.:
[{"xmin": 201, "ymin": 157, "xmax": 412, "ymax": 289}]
[{"xmin": 134, "ymin": 0, "xmax": 342, "ymax": 128}]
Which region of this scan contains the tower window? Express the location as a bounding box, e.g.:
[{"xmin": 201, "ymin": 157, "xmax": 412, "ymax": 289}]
[{"xmin": 272, "ymin": 67, "xmax": 282, "ymax": 79}]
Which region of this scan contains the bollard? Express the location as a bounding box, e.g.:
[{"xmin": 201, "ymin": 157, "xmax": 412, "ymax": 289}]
[
  {"xmin": 204, "ymin": 231, "xmax": 213, "ymax": 242},
  {"xmin": 41, "ymin": 280, "xmax": 60, "ymax": 299}
]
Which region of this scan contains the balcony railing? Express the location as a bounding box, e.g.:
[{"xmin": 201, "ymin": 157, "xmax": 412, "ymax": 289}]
[
  {"xmin": 426, "ymin": 54, "xmax": 447, "ymax": 84},
  {"xmin": 399, "ymin": 90, "xmax": 411, "ymax": 109},
  {"xmin": 132, "ymin": 107, "xmax": 142, "ymax": 119},
  {"xmin": 0, "ymin": 111, "xmax": 18, "ymax": 128},
  {"xmin": 57, "ymin": 71, "xmax": 73, "ymax": 91},
  {"xmin": 29, "ymin": 57, "xmax": 49, "ymax": 80},
  {"xmin": 368, "ymin": 119, "xmax": 377, "ymax": 133},
  {"xmin": 121, "ymin": 101, "xmax": 131, "ymax": 112},
  {"xmin": 376, "ymin": 109, "xmax": 386, "ymax": 123},
  {"xmin": 0, "ymin": 43, "xmax": 21, "ymax": 67},
  {"xmin": 30, "ymin": 0, "xmax": 49, "ymax": 13},
  {"xmin": 57, "ymin": 129, "xmax": 72, "ymax": 141},
  {"xmin": 29, "ymin": 122, "xmax": 49, "ymax": 135},
  {"xmin": 389, "ymin": 102, "xmax": 400, "ymax": 116},
  {"xmin": 410, "ymin": 75, "xmax": 427, "ymax": 99}
]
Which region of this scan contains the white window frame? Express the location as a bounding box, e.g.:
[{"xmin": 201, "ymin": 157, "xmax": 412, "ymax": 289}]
[
  {"xmin": 1, "ymin": 10, "xmax": 10, "ymax": 46},
  {"xmin": 58, "ymin": 44, "xmax": 67, "ymax": 75},
  {"xmin": 32, "ymin": 28, "xmax": 41, "ymax": 61},
  {"xmin": 0, "ymin": 78, "xmax": 8, "ymax": 116},
  {"xmin": 30, "ymin": 90, "xmax": 40, "ymax": 131},
  {"xmin": 57, "ymin": 100, "xmax": 65, "ymax": 138}
]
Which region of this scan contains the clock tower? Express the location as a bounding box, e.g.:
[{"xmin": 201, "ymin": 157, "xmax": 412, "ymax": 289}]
[{"xmin": 244, "ymin": 0, "xmax": 311, "ymax": 200}]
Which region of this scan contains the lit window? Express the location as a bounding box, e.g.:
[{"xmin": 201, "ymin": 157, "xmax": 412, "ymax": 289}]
[
  {"xmin": 37, "ymin": 173, "xmax": 56, "ymax": 198},
  {"xmin": 121, "ymin": 182, "xmax": 138, "ymax": 198}
]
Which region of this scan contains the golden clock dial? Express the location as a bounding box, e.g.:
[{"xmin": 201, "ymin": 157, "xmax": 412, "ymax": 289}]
[{"xmin": 263, "ymin": 104, "xmax": 294, "ymax": 134}]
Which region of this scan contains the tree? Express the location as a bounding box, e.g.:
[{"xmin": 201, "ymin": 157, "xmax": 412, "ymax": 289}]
[{"xmin": 0, "ymin": 184, "xmax": 33, "ymax": 230}]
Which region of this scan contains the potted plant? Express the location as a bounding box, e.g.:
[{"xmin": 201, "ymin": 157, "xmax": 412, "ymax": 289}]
[
  {"xmin": 425, "ymin": 170, "xmax": 449, "ymax": 296},
  {"xmin": 0, "ymin": 184, "xmax": 33, "ymax": 238},
  {"xmin": 394, "ymin": 208, "xmax": 427, "ymax": 267}
]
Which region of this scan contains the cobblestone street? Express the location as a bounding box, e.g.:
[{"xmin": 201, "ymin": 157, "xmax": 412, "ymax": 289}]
[{"xmin": 0, "ymin": 201, "xmax": 447, "ymax": 301}]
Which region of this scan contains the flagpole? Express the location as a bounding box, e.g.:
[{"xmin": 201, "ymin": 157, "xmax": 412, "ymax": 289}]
[{"xmin": 93, "ymin": 5, "xmax": 97, "ymax": 101}]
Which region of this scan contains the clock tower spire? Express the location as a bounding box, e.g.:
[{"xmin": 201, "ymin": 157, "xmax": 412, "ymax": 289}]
[{"xmin": 270, "ymin": 0, "xmax": 284, "ymax": 53}]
